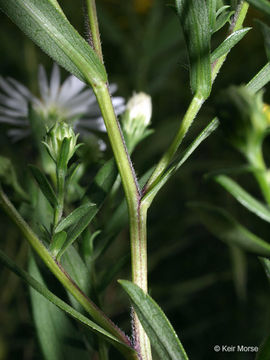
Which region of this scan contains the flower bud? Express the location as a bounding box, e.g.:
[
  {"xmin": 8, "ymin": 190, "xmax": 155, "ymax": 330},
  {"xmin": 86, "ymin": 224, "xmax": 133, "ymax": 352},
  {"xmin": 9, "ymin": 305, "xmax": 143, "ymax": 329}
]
[
  {"xmin": 122, "ymin": 92, "xmax": 153, "ymax": 151},
  {"xmin": 43, "ymin": 122, "xmax": 79, "ymax": 164},
  {"xmin": 217, "ymin": 86, "xmax": 269, "ymax": 162}
]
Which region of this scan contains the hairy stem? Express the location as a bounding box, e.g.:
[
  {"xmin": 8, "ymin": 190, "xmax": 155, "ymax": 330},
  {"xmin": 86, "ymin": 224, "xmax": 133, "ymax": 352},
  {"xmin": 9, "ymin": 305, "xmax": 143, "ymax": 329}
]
[
  {"xmin": 85, "ymin": 0, "xmax": 103, "ymax": 63},
  {"xmin": 130, "ymin": 203, "xmax": 152, "ymax": 360},
  {"xmin": 94, "ymin": 83, "xmax": 151, "ymax": 359},
  {"xmin": 94, "ymin": 84, "xmax": 140, "ymax": 210}
]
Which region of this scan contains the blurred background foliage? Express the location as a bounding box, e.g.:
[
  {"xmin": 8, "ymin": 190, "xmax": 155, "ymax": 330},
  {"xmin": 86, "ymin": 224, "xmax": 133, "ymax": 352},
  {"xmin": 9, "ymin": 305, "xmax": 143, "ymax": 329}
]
[{"xmin": 0, "ymin": 0, "xmax": 270, "ymax": 359}]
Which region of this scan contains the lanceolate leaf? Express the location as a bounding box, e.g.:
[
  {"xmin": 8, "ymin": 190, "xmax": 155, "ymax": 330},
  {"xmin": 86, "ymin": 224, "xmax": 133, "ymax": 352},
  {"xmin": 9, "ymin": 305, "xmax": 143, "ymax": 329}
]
[
  {"xmin": 56, "ymin": 160, "xmax": 118, "ymax": 258},
  {"xmin": 29, "ymin": 165, "xmax": 58, "ymax": 208},
  {"xmin": 58, "ymin": 205, "xmax": 98, "ymax": 258},
  {"xmin": 119, "ymin": 280, "xmax": 189, "ymax": 360},
  {"xmin": 247, "ymin": 62, "xmax": 270, "ymax": 94},
  {"xmin": 47, "ymin": 0, "xmax": 65, "ymax": 16},
  {"xmin": 213, "ymin": 7, "xmax": 234, "ymax": 33},
  {"xmin": 0, "ymin": 249, "xmax": 135, "ymax": 354},
  {"xmin": 29, "ymin": 255, "xmax": 89, "ymax": 360},
  {"xmin": 214, "ymin": 174, "xmax": 270, "ymax": 223},
  {"xmin": 260, "ymin": 257, "xmax": 270, "ymax": 284},
  {"xmin": 211, "ymin": 28, "xmax": 251, "ymax": 63},
  {"xmin": 143, "ymin": 118, "xmax": 219, "ymax": 206},
  {"xmin": 50, "ymin": 231, "xmax": 67, "ymax": 257},
  {"xmin": 55, "ymin": 203, "xmax": 95, "ymax": 232},
  {"xmin": 208, "ymin": 0, "xmax": 217, "ymax": 32},
  {"xmin": 0, "ymin": 0, "xmax": 107, "ymax": 86},
  {"xmin": 190, "ymin": 202, "xmax": 270, "ymax": 257},
  {"xmin": 62, "ymin": 246, "xmax": 92, "ymax": 311},
  {"xmin": 84, "ymin": 158, "xmax": 118, "ymax": 205},
  {"xmin": 175, "ymin": 0, "xmax": 212, "ymax": 98},
  {"xmin": 256, "ymin": 20, "xmax": 270, "ymax": 60}
]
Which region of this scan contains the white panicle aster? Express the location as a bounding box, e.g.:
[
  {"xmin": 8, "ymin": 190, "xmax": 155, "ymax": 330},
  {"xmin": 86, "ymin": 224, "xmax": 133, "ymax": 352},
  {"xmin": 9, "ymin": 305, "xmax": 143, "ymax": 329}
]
[{"xmin": 0, "ymin": 64, "xmax": 125, "ymax": 142}]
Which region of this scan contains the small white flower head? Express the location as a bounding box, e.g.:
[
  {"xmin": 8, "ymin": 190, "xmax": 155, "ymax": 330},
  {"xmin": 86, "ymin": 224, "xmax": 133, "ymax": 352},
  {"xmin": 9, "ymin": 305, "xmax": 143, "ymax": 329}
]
[
  {"xmin": 43, "ymin": 122, "xmax": 80, "ymax": 164},
  {"xmin": 0, "ymin": 64, "xmax": 125, "ymax": 146},
  {"xmin": 126, "ymin": 92, "xmax": 152, "ymax": 127},
  {"xmin": 122, "ymin": 92, "xmax": 153, "ymax": 151}
]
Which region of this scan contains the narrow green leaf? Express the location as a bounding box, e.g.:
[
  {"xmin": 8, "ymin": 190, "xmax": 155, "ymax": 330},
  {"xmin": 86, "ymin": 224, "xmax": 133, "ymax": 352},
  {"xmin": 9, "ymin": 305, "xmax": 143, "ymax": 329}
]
[
  {"xmin": 58, "ymin": 206, "xmax": 98, "ymax": 258},
  {"xmin": 215, "ymin": 174, "xmax": 270, "ymax": 223},
  {"xmin": 211, "ymin": 28, "xmax": 251, "ymax": 63},
  {"xmin": 62, "ymin": 246, "xmax": 92, "ymax": 311},
  {"xmin": 55, "ymin": 203, "xmax": 95, "ymax": 233},
  {"xmin": 175, "ymin": 0, "xmax": 212, "ymax": 98},
  {"xmin": 84, "ymin": 158, "xmax": 118, "ymax": 205},
  {"xmin": 57, "ymin": 137, "xmax": 70, "ymax": 172},
  {"xmin": 246, "ymin": 0, "xmax": 270, "ymax": 16},
  {"xmin": 205, "ymin": 165, "xmax": 260, "ymax": 179},
  {"xmin": 50, "ymin": 231, "xmax": 67, "ymax": 258},
  {"xmin": 246, "ymin": 62, "xmax": 270, "ymax": 94},
  {"xmin": 29, "ymin": 255, "xmax": 89, "ymax": 360},
  {"xmin": 57, "ymin": 159, "xmax": 119, "ymax": 258},
  {"xmin": 47, "ymin": 0, "xmax": 65, "ymax": 16},
  {"xmin": 190, "ymin": 202, "xmax": 270, "ymax": 256},
  {"xmin": 213, "ymin": 8, "xmax": 234, "ymax": 33},
  {"xmin": 260, "ymin": 256, "xmax": 270, "ymax": 284},
  {"xmin": 230, "ymin": 246, "xmax": 247, "ymax": 301},
  {"xmin": 29, "ymin": 165, "xmax": 58, "ymax": 208},
  {"xmin": 0, "ymin": 249, "xmax": 135, "ymax": 353},
  {"xmin": 208, "ymin": 0, "xmax": 217, "ymax": 32},
  {"xmin": 143, "ymin": 118, "xmax": 219, "ymax": 206},
  {"xmin": 0, "ymin": 0, "xmax": 107, "ymax": 86},
  {"xmin": 119, "ymin": 280, "xmax": 189, "ymax": 360},
  {"xmin": 256, "ymin": 20, "xmax": 270, "ymax": 60}
]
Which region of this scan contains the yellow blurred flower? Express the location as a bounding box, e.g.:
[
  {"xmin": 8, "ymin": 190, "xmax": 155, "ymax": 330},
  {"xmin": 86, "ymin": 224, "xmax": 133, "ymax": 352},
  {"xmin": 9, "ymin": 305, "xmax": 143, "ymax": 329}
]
[
  {"xmin": 263, "ymin": 103, "xmax": 270, "ymax": 124},
  {"xmin": 134, "ymin": 0, "xmax": 153, "ymax": 14}
]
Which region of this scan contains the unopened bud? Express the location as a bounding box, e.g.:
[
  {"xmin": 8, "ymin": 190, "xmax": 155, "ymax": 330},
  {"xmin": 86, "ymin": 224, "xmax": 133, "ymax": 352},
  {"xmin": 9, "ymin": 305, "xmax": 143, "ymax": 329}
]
[
  {"xmin": 122, "ymin": 92, "xmax": 153, "ymax": 151},
  {"xmin": 43, "ymin": 122, "xmax": 79, "ymax": 164}
]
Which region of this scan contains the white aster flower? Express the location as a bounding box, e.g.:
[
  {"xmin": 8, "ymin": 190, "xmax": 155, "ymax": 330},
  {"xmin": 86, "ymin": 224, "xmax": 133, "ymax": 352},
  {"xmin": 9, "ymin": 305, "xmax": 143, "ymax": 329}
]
[{"xmin": 0, "ymin": 63, "xmax": 125, "ymax": 142}]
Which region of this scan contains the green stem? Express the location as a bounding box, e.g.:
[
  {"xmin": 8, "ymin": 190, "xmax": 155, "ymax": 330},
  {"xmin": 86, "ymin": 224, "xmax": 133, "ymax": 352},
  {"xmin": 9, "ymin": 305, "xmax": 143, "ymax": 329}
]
[
  {"xmin": 130, "ymin": 203, "xmax": 152, "ymax": 360},
  {"xmin": 94, "ymin": 83, "xmax": 151, "ymax": 360},
  {"xmin": 87, "ymin": 4, "xmax": 151, "ymax": 357},
  {"xmin": 144, "ymin": 94, "xmax": 204, "ymax": 193},
  {"xmin": 85, "ymin": 0, "xmax": 103, "ymax": 63},
  {"xmin": 0, "ymin": 187, "xmax": 135, "ymax": 358},
  {"xmin": 94, "ymin": 84, "xmax": 140, "ymax": 210},
  {"xmin": 249, "ymin": 150, "xmax": 270, "ymax": 205}
]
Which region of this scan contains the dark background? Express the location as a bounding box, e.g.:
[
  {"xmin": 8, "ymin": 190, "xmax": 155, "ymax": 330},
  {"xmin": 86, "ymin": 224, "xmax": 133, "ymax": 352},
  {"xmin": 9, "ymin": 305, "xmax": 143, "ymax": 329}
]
[{"xmin": 0, "ymin": 1, "xmax": 270, "ymax": 359}]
